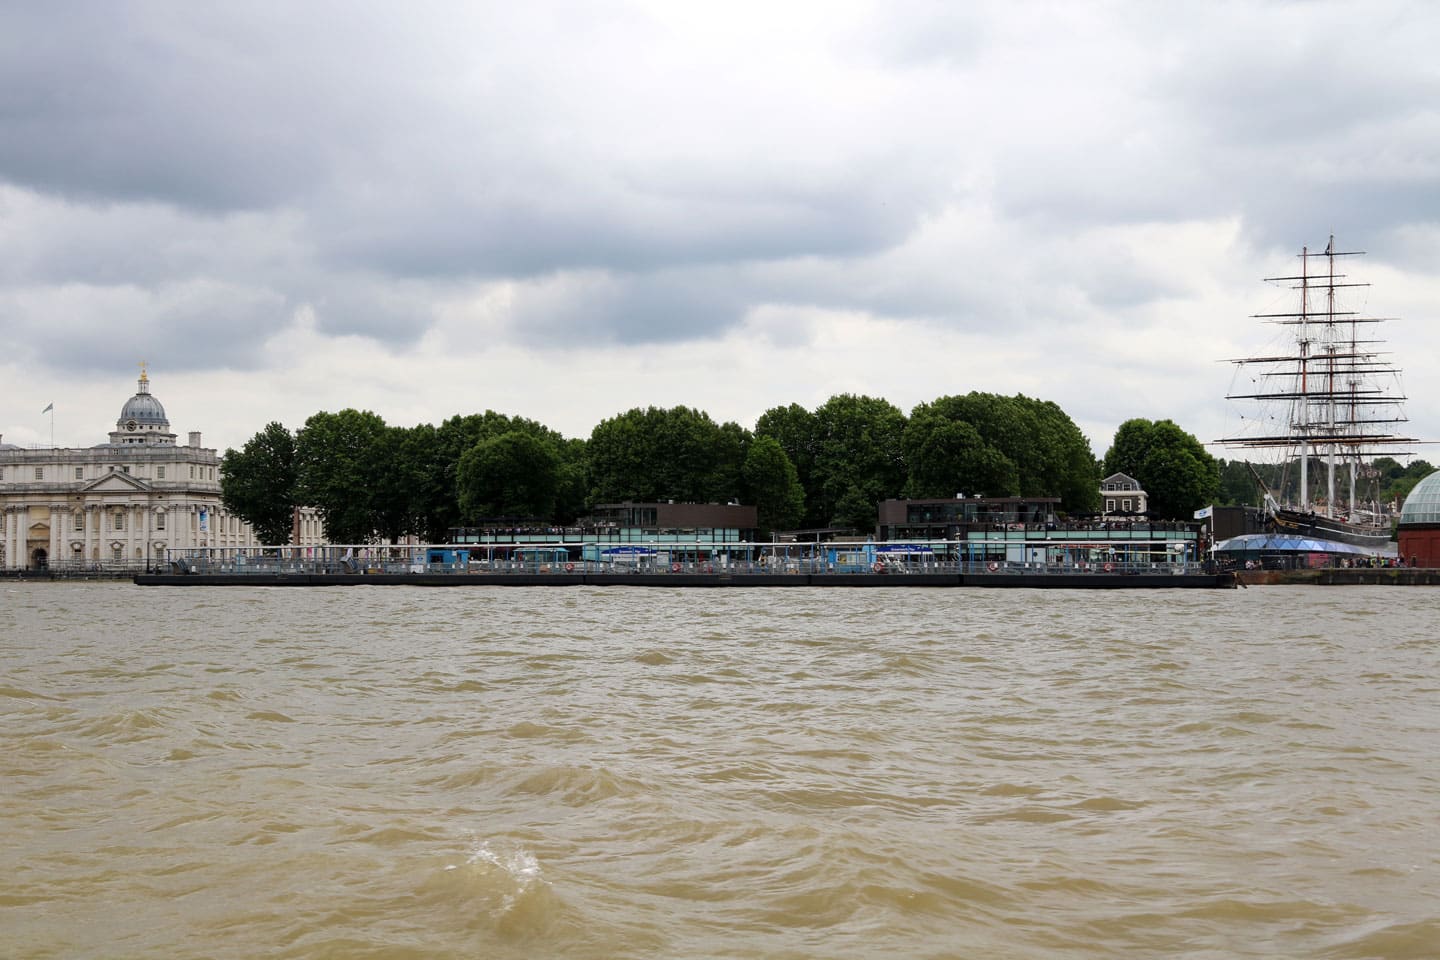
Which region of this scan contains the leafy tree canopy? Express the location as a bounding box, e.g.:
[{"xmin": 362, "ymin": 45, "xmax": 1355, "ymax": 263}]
[
  {"xmin": 1104, "ymin": 418, "xmax": 1219, "ymax": 519},
  {"xmin": 741, "ymin": 435, "xmax": 805, "ymax": 534},
  {"xmin": 809, "ymin": 394, "xmax": 907, "ymax": 531},
  {"xmin": 294, "ymin": 408, "xmax": 392, "ymax": 543},
  {"xmin": 220, "ymin": 421, "xmax": 298, "ymax": 545},
  {"xmin": 456, "ymin": 430, "xmax": 563, "ymax": 520},
  {"xmin": 588, "ymin": 406, "xmax": 749, "ymax": 505},
  {"xmin": 905, "ymin": 393, "xmax": 1098, "ymax": 511}
]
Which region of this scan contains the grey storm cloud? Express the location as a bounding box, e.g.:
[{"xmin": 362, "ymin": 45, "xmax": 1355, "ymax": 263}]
[{"xmin": 2, "ymin": 0, "xmax": 1439, "ymax": 399}]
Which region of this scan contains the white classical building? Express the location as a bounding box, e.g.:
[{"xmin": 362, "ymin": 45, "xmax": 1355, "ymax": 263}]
[{"xmin": 1, "ymin": 371, "xmax": 325, "ymax": 570}]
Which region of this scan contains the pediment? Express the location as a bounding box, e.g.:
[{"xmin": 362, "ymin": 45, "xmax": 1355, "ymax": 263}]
[{"xmin": 81, "ymin": 472, "xmax": 152, "ymax": 493}]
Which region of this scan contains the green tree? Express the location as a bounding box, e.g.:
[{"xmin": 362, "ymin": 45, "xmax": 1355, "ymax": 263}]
[
  {"xmin": 370, "ymin": 425, "xmax": 419, "ymax": 543},
  {"xmin": 755, "ymin": 403, "xmax": 819, "ymax": 525},
  {"xmin": 399, "ymin": 423, "xmax": 455, "ymax": 543},
  {"xmin": 456, "ymin": 430, "xmax": 562, "ymax": 519},
  {"xmin": 921, "ymin": 393, "xmax": 1098, "ymax": 511},
  {"xmin": 294, "ymin": 408, "xmax": 391, "ymax": 543},
  {"xmin": 1385, "ymin": 460, "xmax": 1435, "ymax": 508},
  {"xmin": 809, "ymin": 394, "xmax": 907, "ymax": 531},
  {"xmin": 220, "ymin": 422, "xmax": 298, "ymax": 545},
  {"xmin": 902, "ymin": 405, "xmax": 1019, "ymax": 499},
  {"xmin": 1217, "ymin": 458, "xmax": 1260, "ymax": 507},
  {"xmin": 401, "ymin": 412, "xmax": 581, "ymax": 536},
  {"xmin": 588, "ymin": 406, "xmax": 749, "ymax": 504},
  {"xmin": 1103, "ymin": 418, "xmax": 1220, "ymax": 519},
  {"xmin": 741, "ymin": 435, "xmax": 805, "ymax": 534},
  {"xmin": 552, "ymin": 437, "xmax": 590, "ymax": 525}
]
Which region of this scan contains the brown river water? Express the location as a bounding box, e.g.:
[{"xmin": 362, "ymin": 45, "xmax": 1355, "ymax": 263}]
[{"xmin": 3, "ymin": 582, "xmax": 1438, "ymax": 959}]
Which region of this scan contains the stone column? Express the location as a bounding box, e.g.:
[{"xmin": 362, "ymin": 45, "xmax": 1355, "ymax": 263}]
[
  {"xmin": 50, "ymin": 504, "xmax": 64, "ymax": 567},
  {"xmin": 85, "ymin": 503, "xmax": 98, "ymax": 562},
  {"xmin": 5, "ymin": 507, "xmax": 17, "ymax": 570},
  {"xmin": 16, "ymin": 506, "xmax": 30, "ymax": 568}
]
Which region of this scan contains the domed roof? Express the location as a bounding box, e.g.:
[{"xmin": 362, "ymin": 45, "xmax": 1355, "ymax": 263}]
[
  {"xmin": 109, "ymin": 369, "xmax": 177, "ymax": 445},
  {"xmin": 120, "ymin": 391, "xmax": 168, "ymax": 424},
  {"xmin": 1399, "ymin": 471, "xmax": 1440, "ymax": 525},
  {"xmin": 117, "ymin": 371, "xmax": 168, "ymax": 426}
]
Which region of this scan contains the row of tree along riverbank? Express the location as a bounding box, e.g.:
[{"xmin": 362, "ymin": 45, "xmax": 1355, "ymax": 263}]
[{"xmin": 221, "ymin": 392, "xmax": 1225, "ymax": 546}]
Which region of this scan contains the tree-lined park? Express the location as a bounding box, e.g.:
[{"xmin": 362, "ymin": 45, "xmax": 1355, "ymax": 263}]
[{"xmin": 219, "ymin": 391, "xmax": 1422, "ymax": 545}]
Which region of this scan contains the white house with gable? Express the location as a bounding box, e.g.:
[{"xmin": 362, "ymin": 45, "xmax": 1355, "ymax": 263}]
[{"xmin": 1099, "ymin": 472, "xmax": 1149, "ymax": 517}]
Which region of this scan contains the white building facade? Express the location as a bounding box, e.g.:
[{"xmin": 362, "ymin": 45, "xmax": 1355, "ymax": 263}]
[{"xmin": 1, "ymin": 372, "xmax": 324, "ymax": 570}]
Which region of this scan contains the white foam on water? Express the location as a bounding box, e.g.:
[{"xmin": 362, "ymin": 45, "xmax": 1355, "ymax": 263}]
[{"xmin": 447, "ymin": 836, "xmax": 545, "ymax": 913}]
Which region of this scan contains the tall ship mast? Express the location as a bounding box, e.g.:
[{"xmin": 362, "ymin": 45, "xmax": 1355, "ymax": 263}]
[{"xmin": 1220, "ymin": 235, "xmax": 1416, "ymax": 549}]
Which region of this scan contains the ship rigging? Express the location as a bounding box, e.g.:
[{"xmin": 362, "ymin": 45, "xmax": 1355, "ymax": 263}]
[{"xmin": 1220, "ymin": 235, "xmax": 1416, "ymax": 547}]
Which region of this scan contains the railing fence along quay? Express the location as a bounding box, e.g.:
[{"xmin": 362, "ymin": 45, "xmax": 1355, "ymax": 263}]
[
  {"xmin": 2, "ymin": 562, "xmax": 150, "ymax": 580},
  {"xmin": 152, "ymin": 541, "xmax": 1212, "ymax": 580}
]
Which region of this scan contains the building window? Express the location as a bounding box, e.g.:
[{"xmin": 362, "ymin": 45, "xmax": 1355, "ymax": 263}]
[
  {"xmin": 75, "ymin": 512, "xmax": 85, "ymax": 532},
  {"xmin": 122, "ymin": 466, "xmax": 130, "ymax": 474},
  {"xmin": 112, "ymin": 545, "xmax": 122, "ymax": 561},
  {"xmin": 1105, "ymin": 498, "xmax": 1115, "ymax": 513},
  {"xmin": 1123, "ymin": 499, "xmax": 1132, "ymax": 512},
  {"xmin": 156, "ymin": 512, "xmax": 166, "ymax": 531},
  {"xmin": 157, "ymin": 466, "xmax": 165, "ymax": 479},
  {"xmin": 190, "ymin": 466, "xmax": 195, "ymax": 479},
  {"xmin": 75, "ymin": 467, "xmax": 83, "ymax": 479},
  {"xmin": 35, "ymin": 467, "xmax": 43, "ymax": 480},
  {"xmin": 113, "ymin": 511, "xmax": 125, "ymax": 532}
]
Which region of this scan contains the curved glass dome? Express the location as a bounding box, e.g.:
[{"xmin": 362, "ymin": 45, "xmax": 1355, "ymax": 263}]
[{"xmin": 1399, "ymin": 471, "xmax": 1440, "ymax": 525}]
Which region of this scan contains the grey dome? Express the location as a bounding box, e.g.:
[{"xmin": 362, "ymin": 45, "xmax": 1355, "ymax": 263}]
[
  {"xmin": 110, "ymin": 372, "xmax": 176, "ymax": 444},
  {"xmin": 120, "ymin": 391, "xmax": 168, "ymax": 424},
  {"xmin": 116, "ymin": 373, "xmax": 169, "ymax": 428},
  {"xmin": 1399, "ymin": 471, "xmax": 1440, "ymax": 525}
]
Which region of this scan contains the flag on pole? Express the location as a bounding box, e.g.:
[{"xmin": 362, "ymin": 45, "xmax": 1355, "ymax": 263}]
[
  {"xmin": 1193, "ymin": 505, "xmax": 1213, "ymax": 520},
  {"xmin": 41, "ymin": 402, "xmax": 53, "ymax": 414}
]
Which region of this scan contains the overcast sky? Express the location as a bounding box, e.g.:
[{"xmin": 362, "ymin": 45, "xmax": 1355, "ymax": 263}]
[{"xmin": 3, "ymin": 0, "xmax": 1438, "ymax": 465}]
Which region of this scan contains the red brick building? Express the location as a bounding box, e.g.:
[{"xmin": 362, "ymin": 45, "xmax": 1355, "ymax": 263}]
[{"xmin": 1397, "ymin": 472, "xmax": 1440, "ymax": 567}]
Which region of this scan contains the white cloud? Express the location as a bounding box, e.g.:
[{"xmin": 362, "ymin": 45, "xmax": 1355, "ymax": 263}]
[{"xmin": 1, "ymin": 0, "xmax": 1438, "ymax": 467}]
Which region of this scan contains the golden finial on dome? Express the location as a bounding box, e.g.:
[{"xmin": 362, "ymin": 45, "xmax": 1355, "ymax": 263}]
[{"xmin": 139, "ymin": 360, "xmax": 148, "ymax": 382}]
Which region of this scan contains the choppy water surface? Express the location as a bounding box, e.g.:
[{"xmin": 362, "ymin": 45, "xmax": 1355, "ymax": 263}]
[{"xmin": 3, "ymin": 583, "xmax": 1438, "ymax": 959}]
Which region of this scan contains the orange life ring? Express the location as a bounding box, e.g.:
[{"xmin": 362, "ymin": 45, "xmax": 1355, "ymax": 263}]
[
  {"xmin": 672, "ymin": 562, "xmax": 682, "ymax": 573},
  {"xmin": 987, "ymin": 561, "xmax": 999, "ymax": 572},
  {"xmin": 1103, "ymin": 562, "xmax": 1114, "ymax": 573},
  {"xmin": 873, "ymin": 561, "xmax": 885, "ymax": 573},
  {"xmin": 565, "ymin": 562, "xmax": 575, "ymax": 572}
]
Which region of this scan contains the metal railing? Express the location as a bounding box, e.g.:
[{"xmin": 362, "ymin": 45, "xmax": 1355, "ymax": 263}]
[{"xmin": 155, "ymin": 545, "xmax": 1210, "ymax": 578}]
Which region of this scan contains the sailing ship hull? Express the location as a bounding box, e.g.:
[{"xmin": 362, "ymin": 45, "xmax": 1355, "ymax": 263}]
[{"xmin": 1271, "ymin": 508, "xmax": 1394, "ymax": 549}]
